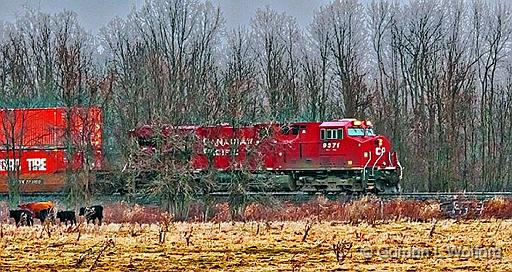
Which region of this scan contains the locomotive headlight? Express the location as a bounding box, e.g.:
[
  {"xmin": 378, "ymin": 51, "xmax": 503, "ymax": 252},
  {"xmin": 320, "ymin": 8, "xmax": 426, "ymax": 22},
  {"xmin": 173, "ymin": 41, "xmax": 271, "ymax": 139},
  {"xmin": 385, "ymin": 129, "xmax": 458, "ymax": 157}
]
[
  {"xmin": 364, "ymin": 152, "xmax": 369, "ymax": 158},
  {"xmin": 378, "ymin": 139, "xmax": 383, "ymax": 147},
  {"xmin": 365, "ymin": 120, "xmax": 372, "ymax": 126},
  {"xmin": 353, "ymin": 120, "xmax": 362, "ymax": 126}
]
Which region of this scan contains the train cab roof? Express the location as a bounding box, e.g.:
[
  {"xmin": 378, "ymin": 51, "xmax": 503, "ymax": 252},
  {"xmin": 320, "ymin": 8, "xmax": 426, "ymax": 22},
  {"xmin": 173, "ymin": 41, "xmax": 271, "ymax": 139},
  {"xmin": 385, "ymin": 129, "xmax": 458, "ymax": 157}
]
[
  {"xmin": 321, "ymin": 119, "xmax": 373, "ymax": 128},
  {"xmin": 320, "ymin": 121, "xmax": 346, "ymax": 128},
  {"xmin": 320, "ymin": 119, "xmax": 359, "ymax": 128}
]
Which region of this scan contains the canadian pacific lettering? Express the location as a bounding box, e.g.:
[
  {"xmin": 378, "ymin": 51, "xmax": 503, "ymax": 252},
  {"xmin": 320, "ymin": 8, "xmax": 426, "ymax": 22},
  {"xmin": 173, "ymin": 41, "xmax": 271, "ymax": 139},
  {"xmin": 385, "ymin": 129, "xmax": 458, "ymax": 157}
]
[{"xmin": 202, "ymin": 138, "xmax": 260, "ymax": 156}]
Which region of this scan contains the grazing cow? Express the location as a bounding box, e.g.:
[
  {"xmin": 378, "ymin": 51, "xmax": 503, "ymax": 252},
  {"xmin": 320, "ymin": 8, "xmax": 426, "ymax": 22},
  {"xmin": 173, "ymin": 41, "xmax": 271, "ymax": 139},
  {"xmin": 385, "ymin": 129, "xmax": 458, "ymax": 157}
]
[
  {"xmin": 79, "ymin": 205, "xmax": 103, "ymax": 225},
  {"xmin": 18, "ymin": 201, "xmax": 55, "ymax": 224},
  {"xmin": 9, "ymin": 210, "xmax": 33, "ymax": 226},
  {"xmin": 19, "ymin": 201, "xmax": 54, "ymax": 212},
  {"xmin": 37, "ymin": 208, "xmax": 55, "ymax": 224},
  {"xmin": 56, "ymin": 211, "xmax": 77, "ymax": 226}
]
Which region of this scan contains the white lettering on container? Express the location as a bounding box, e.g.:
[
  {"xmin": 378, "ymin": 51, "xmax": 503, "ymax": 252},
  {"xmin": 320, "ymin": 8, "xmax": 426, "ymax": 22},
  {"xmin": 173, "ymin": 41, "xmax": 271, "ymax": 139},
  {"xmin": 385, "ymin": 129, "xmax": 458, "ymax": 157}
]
[
  {"xmin": 27, "ymin": 158, "xmax": 47, "ymax": 171},
  {"xmin": 0, "ymin": 159, "xmax": 20, "ymax": 171}
]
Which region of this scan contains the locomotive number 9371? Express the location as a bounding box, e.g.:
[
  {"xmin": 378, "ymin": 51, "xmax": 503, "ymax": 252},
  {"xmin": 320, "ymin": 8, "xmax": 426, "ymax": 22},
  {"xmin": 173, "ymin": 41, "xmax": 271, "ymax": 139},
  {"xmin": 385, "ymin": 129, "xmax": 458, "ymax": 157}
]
[{"xmin": 131, "ymin": 118, "xmax": 402, "ymax": 194}]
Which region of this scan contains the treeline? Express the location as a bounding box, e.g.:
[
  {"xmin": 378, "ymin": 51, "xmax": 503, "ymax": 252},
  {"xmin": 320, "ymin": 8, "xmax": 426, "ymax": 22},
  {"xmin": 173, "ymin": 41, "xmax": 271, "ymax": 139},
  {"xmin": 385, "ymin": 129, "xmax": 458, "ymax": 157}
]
[{"xmin": 1, "ymin": 0, "xmax": 512, "ymax": 192}]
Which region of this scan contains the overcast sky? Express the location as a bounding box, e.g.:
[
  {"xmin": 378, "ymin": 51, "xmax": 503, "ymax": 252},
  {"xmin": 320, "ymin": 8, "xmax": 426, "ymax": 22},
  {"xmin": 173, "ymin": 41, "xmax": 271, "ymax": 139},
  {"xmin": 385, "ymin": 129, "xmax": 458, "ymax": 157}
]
[{"xmin": 0, "ymin": 0, "xmax": 332, "ymax": 33}]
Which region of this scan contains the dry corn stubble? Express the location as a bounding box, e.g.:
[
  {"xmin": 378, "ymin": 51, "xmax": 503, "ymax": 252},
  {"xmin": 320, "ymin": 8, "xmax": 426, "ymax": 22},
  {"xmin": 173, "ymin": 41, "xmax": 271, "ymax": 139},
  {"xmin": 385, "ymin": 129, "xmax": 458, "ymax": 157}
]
[
  {"xmin": 0, "ymin": 220, "xmax": 510, "ymax": 271},
  {"xmin": 0, "ymin": 197, "xmax": 511, "ymax": 271}
]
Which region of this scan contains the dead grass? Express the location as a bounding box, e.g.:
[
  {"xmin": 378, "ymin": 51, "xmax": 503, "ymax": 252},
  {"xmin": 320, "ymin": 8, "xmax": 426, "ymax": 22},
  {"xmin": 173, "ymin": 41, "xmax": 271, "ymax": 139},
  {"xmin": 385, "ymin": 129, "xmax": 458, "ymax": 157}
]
[
  {"xmin": 233, "ymin": 196, "xmax": 443, "ymax": 223},
  {"xmin": 0, "ymin": 197, "xmax": 511, "ymax": 271},
  {"xmin": 0, "ymin": 220, "xmax": 510, "ymax": 271},
  {"xmin": 3, "ymin": 196, "xmax": 512, "ymax": 225}
]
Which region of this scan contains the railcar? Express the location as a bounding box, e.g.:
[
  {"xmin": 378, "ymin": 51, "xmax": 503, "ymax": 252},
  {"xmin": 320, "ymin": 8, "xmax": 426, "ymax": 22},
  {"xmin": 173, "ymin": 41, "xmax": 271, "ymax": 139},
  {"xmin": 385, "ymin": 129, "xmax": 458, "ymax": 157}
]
[
  {"xmin": 131, "ymin": 119, "xmax": 402, "ymax": 194},
  {"xmin": 0, "ymin": 107, "xmax": 103, "ymax": 193}
]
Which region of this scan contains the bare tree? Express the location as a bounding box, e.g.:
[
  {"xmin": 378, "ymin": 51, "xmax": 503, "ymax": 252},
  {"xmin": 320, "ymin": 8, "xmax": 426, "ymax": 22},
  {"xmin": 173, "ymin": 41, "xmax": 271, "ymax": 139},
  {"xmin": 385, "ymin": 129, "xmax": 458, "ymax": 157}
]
[
  {"xmin": 103, "ymin": 0, "xmax": 223, "ymax": 125},
  {"xmin": 0, "ymin": 10, "xmax": 106, "ymax": 206},
  {"xmin": 325, "ymin": 0, "xmax": 371, "ymax": 118},
  {"xmin": 103, "ymin": 0, "xmax": 225, "ymax": 214},
  {"xmin": 302, "ymin": 6, "xmax": 332, "ymax": 121},
  {"xmin": 252, "ymin": 7, "xmax": 303, "ymax": 121},
  {"xmin": 221, "ymin": 28, "xmax": 259, "ymax": 124},
  {"xmin": 50, "ymin": 12, "xmax": 104, "ymax": 204},
  {"xmin": 0, "ymin": 110, "xmax": 28, "ymax": 208},
  {"xmin": 471, "ymin": 0, "xmax": 512, "ymax": 190}
]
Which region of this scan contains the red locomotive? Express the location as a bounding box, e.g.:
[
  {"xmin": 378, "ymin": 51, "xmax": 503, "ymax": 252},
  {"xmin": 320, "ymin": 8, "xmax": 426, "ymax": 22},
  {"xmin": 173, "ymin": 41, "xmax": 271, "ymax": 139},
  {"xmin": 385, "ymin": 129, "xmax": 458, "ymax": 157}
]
[
  {"xmin": 131, "ymin": 119, "xmax": 402, "ymax": 194},
  {"xmin": 0, "ymin": 107, "xmax": 103, "ymax": 193}
]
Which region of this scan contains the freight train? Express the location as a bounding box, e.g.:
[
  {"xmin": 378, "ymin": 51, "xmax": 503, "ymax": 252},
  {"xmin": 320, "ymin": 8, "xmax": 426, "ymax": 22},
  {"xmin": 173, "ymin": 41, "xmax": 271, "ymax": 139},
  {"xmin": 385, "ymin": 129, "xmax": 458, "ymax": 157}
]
[{"xmin": 0, "ymin": 107, "xmax": 402, "ymax": 194}]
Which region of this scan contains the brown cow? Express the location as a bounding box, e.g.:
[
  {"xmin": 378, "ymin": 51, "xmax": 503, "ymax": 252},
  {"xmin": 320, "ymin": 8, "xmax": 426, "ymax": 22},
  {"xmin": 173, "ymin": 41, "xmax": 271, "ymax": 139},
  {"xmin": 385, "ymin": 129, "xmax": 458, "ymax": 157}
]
[{"xmin": 18, "ymin": 201, "xmax": 55, "ymax": 224}]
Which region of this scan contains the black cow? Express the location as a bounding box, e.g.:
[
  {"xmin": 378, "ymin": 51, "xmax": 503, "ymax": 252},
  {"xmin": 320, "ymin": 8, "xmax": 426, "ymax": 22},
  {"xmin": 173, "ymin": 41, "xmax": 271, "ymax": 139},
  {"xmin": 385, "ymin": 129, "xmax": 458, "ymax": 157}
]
[
  {"xmin": 56, "ymin": 211, "xmax": 77, "ymax": 226},
  {"xmin": 36, "ymin": 208, "xmax": 55, "ymax": 224},
  {"xmin": 9, "ymin": 209, "xmax": 33, "ymax": 226},
  {"xmin": 79, "ymin": 205, "xmax": 103, "ymax": 225}
]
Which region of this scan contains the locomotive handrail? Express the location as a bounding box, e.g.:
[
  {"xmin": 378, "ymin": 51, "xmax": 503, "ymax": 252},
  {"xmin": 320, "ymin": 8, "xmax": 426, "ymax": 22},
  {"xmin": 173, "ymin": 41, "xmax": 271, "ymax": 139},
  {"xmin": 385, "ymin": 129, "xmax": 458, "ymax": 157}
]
[
  {"xmin": 371, "ymin": 151, "xmax": 385, "ymax": 176},
  {"xmin": 397, "ymin": 156, "xmax": 403, "ymax": 180},
  {"xmin": 122, "ymin": 162, "xmax": 129, "ymax": 173},
  {"xmin": 363, "ymin": 151, "xmax": 372, "ymax": 181}
]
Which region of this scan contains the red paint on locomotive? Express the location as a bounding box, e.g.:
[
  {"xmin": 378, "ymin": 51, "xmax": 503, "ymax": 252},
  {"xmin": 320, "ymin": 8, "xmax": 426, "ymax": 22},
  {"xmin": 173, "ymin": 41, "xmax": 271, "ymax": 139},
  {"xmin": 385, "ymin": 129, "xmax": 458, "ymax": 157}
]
[
  {"xmin": 131, "ymin": 119, "xmax": 402, "ymax": 193},
  {"xmin": 132, "ymin": 120, "xmax": 400, "ymax": 172}
]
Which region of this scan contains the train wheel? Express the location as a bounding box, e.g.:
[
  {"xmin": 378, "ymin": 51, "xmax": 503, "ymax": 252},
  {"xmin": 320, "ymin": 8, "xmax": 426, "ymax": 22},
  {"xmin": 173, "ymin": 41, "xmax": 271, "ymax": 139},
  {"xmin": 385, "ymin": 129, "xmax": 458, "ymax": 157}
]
[
  {"xmin": 288, "ymin": 178, "xmax": 298, "ymax": 191},
  {"xmin": 374, "ymin": 179, "xmax": 400, "ymax": 194}
]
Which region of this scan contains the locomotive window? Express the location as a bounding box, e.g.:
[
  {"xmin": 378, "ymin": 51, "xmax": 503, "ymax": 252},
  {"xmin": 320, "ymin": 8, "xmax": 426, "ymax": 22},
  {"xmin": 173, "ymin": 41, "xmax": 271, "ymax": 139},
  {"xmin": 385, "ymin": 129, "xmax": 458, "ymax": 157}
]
[
  {"xmin": 321, "ymin": 129, "xmax": 343, "ymax": 140},
  {"xmin": 348, "ymin": 128, "xmax": 365, "ymax": 136},
  {"xmin": 258, "ymin": 127, "xmax": 271, "ymax": 138},
  {"xmin": 366, "ymin": 128, "xmax": 375, "ymax": 136},
  {"xmin": 137, "ymin": 137, "xmax": 157, "ymax": 147},
  {"xmin": 281, "ymin": 125, "xmax": 300, "ymax": 135}
]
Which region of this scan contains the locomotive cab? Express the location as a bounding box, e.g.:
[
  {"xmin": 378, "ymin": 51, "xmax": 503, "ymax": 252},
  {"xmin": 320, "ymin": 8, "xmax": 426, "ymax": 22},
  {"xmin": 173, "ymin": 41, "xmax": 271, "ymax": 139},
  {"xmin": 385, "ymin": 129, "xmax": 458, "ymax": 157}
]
[{"xmin": 299, "ymin": 119, "xmax": 401, "ymax": 194}]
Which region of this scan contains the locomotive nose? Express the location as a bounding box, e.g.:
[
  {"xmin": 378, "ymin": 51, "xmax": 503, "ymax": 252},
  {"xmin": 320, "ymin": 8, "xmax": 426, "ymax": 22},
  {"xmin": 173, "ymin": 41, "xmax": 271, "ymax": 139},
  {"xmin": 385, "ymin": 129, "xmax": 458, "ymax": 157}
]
[{"xmin": 371, "ymin": 136, "xmax": 391, "ymax": 159}]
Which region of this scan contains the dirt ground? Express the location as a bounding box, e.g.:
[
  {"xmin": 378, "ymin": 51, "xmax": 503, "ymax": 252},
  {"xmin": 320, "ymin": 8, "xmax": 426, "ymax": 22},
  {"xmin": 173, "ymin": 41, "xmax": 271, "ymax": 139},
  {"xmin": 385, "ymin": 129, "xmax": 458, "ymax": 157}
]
[{"xmin": 0, "ymin": 219, "xmax": 510, "ymax": 271}]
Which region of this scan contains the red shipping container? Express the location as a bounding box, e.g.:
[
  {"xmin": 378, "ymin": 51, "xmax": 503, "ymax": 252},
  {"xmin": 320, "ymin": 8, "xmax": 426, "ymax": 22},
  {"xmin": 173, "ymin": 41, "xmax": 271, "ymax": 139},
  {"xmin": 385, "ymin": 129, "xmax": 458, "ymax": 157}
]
[
  {"xmin": 0, "ymin": 107, "xmax": 102, "ymax": 149},
  {"xmin": 0, "ymin": 107, "xmax": 103, "ymax": 193}
]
